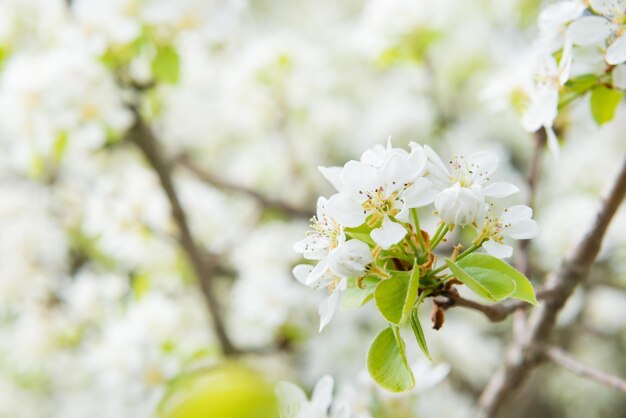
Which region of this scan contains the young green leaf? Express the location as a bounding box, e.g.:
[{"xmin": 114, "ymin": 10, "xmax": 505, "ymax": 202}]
[
  {"xmin": 590, "ymin": 86, "xmax": 623, "ymax": 126},
  {"xmin": 457, "ymin": 254, "xmax": 537, "ymax": 305},
  {"xmin": 401, "ymin": 263, "xmax": 421, "ymax": 325},
  {"xmin": 374, "ymin": 272, "xmax": 409, "ymax": 324},
  {"xmin": 410, "ymin": 308, "xmax": 432, "ymax": 361},
  {"xmin": 367, "ymin": 327, "xmax": 415, "ymax": 392},
  {"xmin": 445, "ymin": 258, "xmax": 515, "ymax": 302},
  {"xmin": 152, "ymin": 45, "xmax": 180, "ymax": 84}
]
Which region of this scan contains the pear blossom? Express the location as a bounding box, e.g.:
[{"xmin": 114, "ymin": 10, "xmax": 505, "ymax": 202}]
[
  {"xmin": 293, "ymin": 239, "xmax": 372, "ymax": 331},
  {"xmin": 276, "ymin": 375, "xmax": 350, "ymax": 418},
  {"xmin": 480, "ymin": 205, "xmax": 540, "ymax": 259},
  {"xmin": 425, "ymin": 147, "xmax": 519, "ymax": 227},
  {"xmin": 294, "ymin": 197, "xmax": 373, "ymax": 286},
  {"xmin": 521, "ymin": 50, "xmax": 571, "ymax": 157},
  {"xmin": 567, "ymin": 0, "xmax": 626, "ymax": 65},
  {"xmin": 323, "ymin": 142, "xmax": 436, "ymax": 249}
]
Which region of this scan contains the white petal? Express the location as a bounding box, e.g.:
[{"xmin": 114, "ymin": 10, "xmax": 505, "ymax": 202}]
[
  {"xmin": 482, "ymin": 182, "xmax": 519, "ymax": 198},
  {"xmin": 546, "ymin": 127, "xmax": 560, "ymax": 160},
  {"xmin": 404, "ymin": 177, "xmax": 437, "ymax": 207},
  {"xmin": 292, "ymin": 264, "xmax": 313, "ymax": 285},
  {"xmin": 328, "ymin": 239, "xmax": 373, "ymax": 278},
  {"xmin": 501, "ymin": 205, "xmax": 532, "ymax": 224},
  {"xmin": 506, "ymin": 219, "xmax": 540, "ymax": 240},
  {"xmin": 589, "ymin": 0, "xmax": 625, "ymax": 16},
  {"xmin": 311, "ymin": 375, "xmax": 334, "ymax": 411},
  {"xmin": 370, "ymin": 216, "xmax": 407, "ymax": 250},
  {"xmin": 468, "ymin": 151, "xmax": 499, "ymax": 179},
  {"xmin": 276, "ymin": 381, "xmax": 306, "ymax": 418},
  {"xmin": 340, "ymin": 161, "xmax": 379, "ymax": 198},
  {"xmin": 319, "ymin": 289, "xmax": 340, "ymax": 331},
  {"xmin": 424, "ymin": 145, "xmax": 450, "ymax": 178},
  {"xmin": 327, "ymin": 193, "xmax": 367, "ymax": 227},
  {"xmin": 293, "ymin": 237, "xmax": 308, "ymax": 255},
  {"xmin": 305, "ymin": 258, "xmax": 329, "ymax": 286},
  {"xmin": 540, "ymin": 2, "xmax": 585, "ymax": 26},
  {"xmin": 380, "ymin": 153, "xmax": 412, "ymax": 191},
  {"xmin": 408, "ymin": 142, "xmax": 428, "ymax": 177},
  {"xmin": 567, "ymin": 16, "xmax": 613, "ymax": 46},
  {"xmin": 606, "ymin": 33, "xmax": 626, "ymax": 65},
  {"xmin": 612, "ymin": 64, "xmax": 626, "ymax": 89},
  {"xmin": 559, "ymin": 39, "xmax": 573, "ymax": 85},
  {"xmin": 482, "ymin": 239, "xmax": 513, "ymax": 259},
  {"xmin": 319, "ymin": 166, "xmax": 344, "ymax": 192}
]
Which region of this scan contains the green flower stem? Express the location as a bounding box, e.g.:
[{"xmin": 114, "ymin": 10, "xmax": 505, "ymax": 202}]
[
  {"xmin": 430, "ymin": 224, "xmax": 449, "ymax": 249},
  {"xmin": 410, "ymin": 208, "xmax": 427, "ymax": 252}
]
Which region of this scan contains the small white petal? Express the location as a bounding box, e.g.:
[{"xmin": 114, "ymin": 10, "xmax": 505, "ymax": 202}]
[
  {"xmin": 305, "ymin": 258, "xmax": 329, "ymax": 286},
  {"xmin": 482, "ymin": 182, "xmax": 519, "ymax": 198},
  {"xmin": 340, "ymin": 161, "xmax": 379, "ymax": 198},
  {"xmin": 276, "ymin": 382, "xmax": 306, "ymax": 418},
  {"xmin": 328, "ymin": 239, "xmax": 373, "ymax": 278},
  {"xmin": 311, "ymin": 375, "xmax": 334, "ymax": 411},
  {"xmin": 506, "ymin": 219, "xmax": 540, "ymax": 240},
  {"xmin": 327, "ymin": 193, "xmax": 367, "ymax": 227},
  {"xmin": 380, "ymin": 153, "xmax": 412, "ymax": 191},
  {"xmin": 319, "ymin": 166, "xmax": 344, "ymax": 192},
  {"xmin": 468, "ymin": 151, "xmax": 499, "ymax": 179},
  {"xmin": 408, "ymin": 142, "xmax": 428, "ymax": 177},
  {"xmin": 404, "ymin": 177, "xmax": 438, "ymax": 207},
  {"xmin": 424, "ymin": 145, "xmax": 450, "ymax": 178},
  {"xmin": 501, "ymin": 205, "xmax": 533, "ymax": 224},
  {"xmin": 370, "ymin": 216, "xmax": 407, "ymax": 250},
  {"xmin": 319, "ymin": 289, "xmax": 340, "ymax": 331},
  {"xmin": 589, "ymin": 0, "xmax": 624, "ymax": 16},
  {"xmin": 606, "ymin": 33, "xmax": 626, "ymax": 65},
  {"xmin": 567, "ymin": 16, "xmax": 613, "ymax": 46},
  {"xmin": 292, "ymin": 264, "xmax": 313, "ymax": 284},
  {"xmin": 482, "ymin": 239, "xmax": 513, "ymax": 259}
]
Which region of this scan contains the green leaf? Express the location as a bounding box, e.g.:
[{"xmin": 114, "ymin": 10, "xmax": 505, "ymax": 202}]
[
  {"xmin": 342, "ymin": 276, "xmax": 379, "ymax": 309},
  {"xmin": 457, "ymin": 254, "xmax": 537, "ymax": 305},
  {"xmin": 445, "ymin": 258, "xmax": 515, "ymax": 302},
  {"xmin": 152, "ymin": 45, "xmax": 180, "ymax": 84},
  {"xmin": 367, "ymin": 327, "xmax": 415, "ymax": 392},
  {"xmin": 345, "ymin": 224, "xmax": 376, "ymax": 246},
  {"xmin": 374, "ymin": 263, "xmax": 421, "ymax": 325},
  {"xmin": 375, "ymin": 273, "xmax": 409, "ymax": 324},
  {"xmin": 410, "ymin": 308, "xmax": 432, "ymax": 361},
  {"xmin": 565, "ymin": 74, "xmax": 599, "ymax": 94},
  {"xmin": 401, "ymin": 263, "xmax": 420, "ymax": 325},
  {"xmin": 590, "ymin": 86, "xmax": 623, "ymax": 126}
]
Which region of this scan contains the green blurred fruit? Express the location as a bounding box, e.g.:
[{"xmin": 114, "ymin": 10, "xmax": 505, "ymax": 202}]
[{"xmin": 159, "ymin": 363, "xmax": 280, "ymax": 418}]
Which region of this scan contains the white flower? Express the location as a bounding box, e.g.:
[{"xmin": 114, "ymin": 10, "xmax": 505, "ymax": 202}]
[
  {"xmin": 521, "ymin": 51, "xmax": 570, "ymax": 158},
  {"xmin": 293, "ymin": 239, "xmax": 372, "ymax": 332},
  {"xmin": 294, "ymin": 198, "xmax": 372, "ymax": 286},
  {"xmin": 568, "ymin": 0, "xmax": 626, "ymax": 65},
  {"xmin": 276, "ymin": 375, "xmax": 350, "ymax": 418},
  {"xmin": 425, "ymin": 147, "xmax": 518, "ymax": 227},
  {"xmin": 323, "ymin": 142, "xmax": 436, "ymax": 249},
  {"xmin": 481, "ymin": 205, "xmax": 540, "ymax": 259}
]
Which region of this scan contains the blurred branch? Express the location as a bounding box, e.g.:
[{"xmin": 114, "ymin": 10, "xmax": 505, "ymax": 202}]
[
  {"xmin": 176, "ymin": 154, "xmax": 312, "ymax": 219},
  {"xmin": 126, "ymin": 109, "xmax": 239, "ymax": 356},
  {"xmin": 474, "ymin": 155, "xmax": 626, "ymax": 418},
  {"xmin": 543, "ymin": 346, "xmax": 626, "ymax": 394}
]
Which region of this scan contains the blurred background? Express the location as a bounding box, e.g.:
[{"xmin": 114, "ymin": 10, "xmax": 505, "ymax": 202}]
[{"xmin": 0, "ymin": 0, "xmax": 625, "ymax": 417}]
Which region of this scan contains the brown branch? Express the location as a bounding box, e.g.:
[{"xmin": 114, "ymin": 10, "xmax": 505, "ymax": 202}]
[
  {"xmin": 436, "ymin": 288, "xmax": 552, "ymax": 322},
  {"xmin": 543, "ymin": 346, "xmax": 626, "ymax": 394},
  {"xmin": 177, "ymin": 155, "xmax": 312, "ymax": 219},
  {"xmin": 126, "ymin": 110, "xmax": 239, "ymax": 355},
  {"xmin": 474, "ymin": 155, "xmax": 626, "ymax": 418}
]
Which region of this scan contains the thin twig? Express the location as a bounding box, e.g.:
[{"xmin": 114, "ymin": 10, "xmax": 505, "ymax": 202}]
[
  {"xmin": 544, "ymin": 346, "xmax": 626, "ymax": 394},
  {"xmin": 177, "ymin": 155, "xmax": 312, "ymax": 219},
  {"xmin": 474, "ymin": 155, "xmax": 626, "ymax": 418},
  {"xmin": 127, "ymin": 110, "xmax": 238, "ymax": 355}
]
